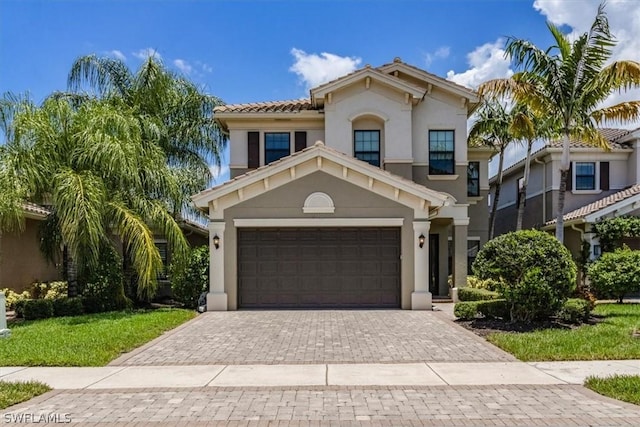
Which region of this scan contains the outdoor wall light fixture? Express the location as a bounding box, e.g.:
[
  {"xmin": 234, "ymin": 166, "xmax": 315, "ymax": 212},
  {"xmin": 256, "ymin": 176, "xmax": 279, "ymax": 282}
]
[
  {"xmin": 213, "ymin": 234, "xmax": 220, "ymax": 249},
  {"xmin": 418, "ymin": 234, "xmax": 425, "ymax": 248}
]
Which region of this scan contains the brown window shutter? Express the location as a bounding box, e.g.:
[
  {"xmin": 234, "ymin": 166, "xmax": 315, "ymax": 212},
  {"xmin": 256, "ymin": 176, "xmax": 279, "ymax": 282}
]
[
  {"xmin": 247, "ymin": 131, "xmax": 260, "ymax": 169},
  {"xmin": 600, "ymin": 162, "xmax": 610, "ymax": 190},
  {"xmin": 295, "ymin": 131, "xmax": 307, "ymax": 152},
  {"xmin": 565, "ymin": 162, "xmax": 573, "ymax": 191}
]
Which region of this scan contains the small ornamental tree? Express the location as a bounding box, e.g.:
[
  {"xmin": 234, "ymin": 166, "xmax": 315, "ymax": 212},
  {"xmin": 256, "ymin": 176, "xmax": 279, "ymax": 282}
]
[
  {"xmin": 472, "ymin": 230, "xmax": 577, "ymax": 321},
  {"xmin": 170, "ymin": 245, "xmax": 209, "ymax": 309},
  {"xmin": 587, "ymin": 246, "xmax": 640, "ymax": 303}
]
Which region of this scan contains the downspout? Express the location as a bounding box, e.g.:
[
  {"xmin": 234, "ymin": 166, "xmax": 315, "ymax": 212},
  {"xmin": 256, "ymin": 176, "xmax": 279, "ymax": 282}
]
[
  {"xmin": 570, "ymin": 223, "xmax": 584, "ymax": 241},
  {"xmin": 534, "ymin": 157, "xmax": 546, "ymax": 225}
]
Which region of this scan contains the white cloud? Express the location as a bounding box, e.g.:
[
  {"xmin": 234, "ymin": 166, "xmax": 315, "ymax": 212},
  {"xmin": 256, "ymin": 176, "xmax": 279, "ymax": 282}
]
[
  {"xmin": 196, "ymin": 61, "xmax": 213, "ymax": 73},
  {"xmin": 534, "ymin": 0, "xmax": 640, "ymax": 128},
  {"xmin": 424, "ymin": 46, "xmax": 450, "ymax": 67},
  {"xmin": 173, "ymin": 59, "xmax": 193, "ymax": 75},
  {"xmin": 132, "ymin": 48, "xmax": 162, "ymax": 60},
  {"xmin": 446, "ymin": 39, "xmax": 513, "ymax": 89},
  {"xmin": 108, "ymin": 50, "xmax": 126, "ymax": 61},
  {"xmin": 289, "ymin": 48, "xmax": 362, "ymax": 89}
]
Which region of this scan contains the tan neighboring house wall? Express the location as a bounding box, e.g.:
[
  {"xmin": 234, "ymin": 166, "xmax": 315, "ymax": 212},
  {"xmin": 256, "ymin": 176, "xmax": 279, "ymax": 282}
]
[
  {"xmin": 194, "ymin": 58, "xmax": 489, "ymax": 311},
  {"xmin": 0, "ymin": 215, "xmax": 61, "ymax": 293}
]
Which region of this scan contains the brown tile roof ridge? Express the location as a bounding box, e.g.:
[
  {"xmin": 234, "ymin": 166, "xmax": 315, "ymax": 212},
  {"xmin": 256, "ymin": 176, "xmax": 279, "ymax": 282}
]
[
  {"xmin": 377, "ymin": 59, "xmax": 477, "ymax": 95},
  {"xmin": 195, "ymin": 141, "xmax": 453, "ymax": 203},
  {"xmin": 214, "ymin": 98, "xmax": 314, "ymax": 113},
  {"xmin": 548, "ymin": 183, "xmax": 640, "ymax": 224},
  {"xmin": 22, "ymin": 202, "xmax": 50, "ymax": 216}
]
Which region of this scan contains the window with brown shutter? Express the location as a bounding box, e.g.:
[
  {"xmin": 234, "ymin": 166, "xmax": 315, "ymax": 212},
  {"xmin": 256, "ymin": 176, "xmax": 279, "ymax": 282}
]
[
  {"xmin": 295, "ymin": 131, "xmax": 307, "ymax": 152},
  {"xmin": 600, "ymin": 162, "xmax": 610, "ymax": 190},
  {"xmin": 566, "ymin": 162, "xmax": 573, "ymax": 191},
  {"xmin": 247, "ymin": 131, "xmax": 260, "ymax": 169}
]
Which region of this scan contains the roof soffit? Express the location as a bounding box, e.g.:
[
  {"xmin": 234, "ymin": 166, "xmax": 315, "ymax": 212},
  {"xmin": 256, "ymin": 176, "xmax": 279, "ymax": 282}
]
[{"xmin": 310, "ymin": 68, "xmax": 425, "ymax": 107}]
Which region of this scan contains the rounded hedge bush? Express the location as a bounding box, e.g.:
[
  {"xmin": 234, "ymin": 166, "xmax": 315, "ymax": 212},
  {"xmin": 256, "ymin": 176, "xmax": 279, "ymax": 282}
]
[
  {"xmin": 472, "ymin": 230, "xmax": 577, "ymax": 321},
  {"xmin": 587, "ymin": 246, "xmax": 640, "ymax": 303}
]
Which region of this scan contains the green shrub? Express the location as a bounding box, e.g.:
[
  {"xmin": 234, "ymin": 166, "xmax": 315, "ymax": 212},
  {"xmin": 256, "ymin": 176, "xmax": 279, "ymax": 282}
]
[
  {"xmin": 558, "ymin": 298, "xmax": 591, "ymax": 324},
  {"xmin": 169, "ymin": 245, "xmax": 209, "ymax": 309},
  {"xmin": 467, "ymin": 276, "xmax": 500, "ymax": 290},
  {"xmin": 454, "ymin": 301, "xmax": 479, "ymax": 320},
  {"xmin": 30, "ymin": 281, "xmax": 68, "ymax": 300},
  {"xmin": 52, "ymin": 297, "xmax": 84, "ymax": 317},
  {"xmin": 13, "ymin": 299, "xmax": 27, "ymax": 318},
  {"xmin": 473, "ymin": 230, "xmax": 577, "ymax": 322},
  {"xmin": 79, "ymin": 244, "xmax": 130, "ymax": 312},
  {"xmin": 476, "ymin": 299, "xmax": 510, "ymax": 319},
  {"xmin": 2, "ymin": 288, "xmax": 31, "ymax": 310},
  {"xmin": 587, "ymin": 247, "xmax": 640, "ymax": 303},
  {"xmin": 22, "ymin": 299, "xmax": 54, "ymax": 320},
  {"xmin": 458, "ymin": 287, "xmax": 499, "ymax": 301}
]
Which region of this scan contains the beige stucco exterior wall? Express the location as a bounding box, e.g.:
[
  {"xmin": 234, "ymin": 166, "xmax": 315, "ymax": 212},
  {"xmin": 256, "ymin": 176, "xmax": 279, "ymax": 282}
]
[
  {"xmin": 324, "ymin": 83, "xmax": 413, "ymax": 161},
  {"xmin": 222, "ymin": 171, "xmax": 417, "ymax": 310},
  {"xmin": 0, "ymin": 219, "xmax": 61, "ymax": 292},
  {"xmin": 411, "ymin": 89, "xmax": 468, "ymax": 165}
]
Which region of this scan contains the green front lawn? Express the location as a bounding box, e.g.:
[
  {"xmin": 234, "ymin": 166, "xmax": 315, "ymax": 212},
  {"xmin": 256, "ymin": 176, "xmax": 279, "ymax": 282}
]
[
  {"xmin": 585, "ymin": 375, "xmax": 640, "ymax": 406},
  {"xmin": 0, "ymin": 309, "xmax": 196, "ymax": 366},
  {"xmin": 0, "ymin": 381, "xmax": 51, "ymax": 409},
  {"xmin": 487, "ymin": 303, "xmax": 640, "ymax": 361}
]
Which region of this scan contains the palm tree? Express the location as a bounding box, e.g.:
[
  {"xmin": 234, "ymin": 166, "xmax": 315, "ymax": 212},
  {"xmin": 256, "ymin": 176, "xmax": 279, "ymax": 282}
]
[
  {"xmin": 66, "ymin": 54, "xmax": 226, "ymax": 218},
  {"xmin": 0, "ymin": 96, "xmax": 188, "ymax": 299},
  {"xmin": 507, "ymin": 103, "xmax": 555, "ymax": 231},
  {"xmin": 469, "ymin": 99, "xmax": 516, "ymax": 239},
  {"xmin": 480, "ymin": 3, "xmax": 640, "ymax": 242}
]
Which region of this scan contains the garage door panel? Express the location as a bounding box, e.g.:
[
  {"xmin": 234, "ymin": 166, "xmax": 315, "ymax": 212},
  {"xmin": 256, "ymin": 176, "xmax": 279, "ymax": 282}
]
[{"xmin": 238, "ymin": 227, "xmax": 400, "ymax": 309}]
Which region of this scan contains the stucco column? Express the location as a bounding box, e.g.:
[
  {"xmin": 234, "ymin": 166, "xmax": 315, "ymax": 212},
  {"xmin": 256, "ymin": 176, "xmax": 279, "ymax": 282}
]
[
  {"xmin": 412, "ymin": 220, "xmax": 432, "ymax": 310},
  {"xmin": 451, "ymin": 218, "xmax": 469, "ymax": 302},
  {"xmin": 207, "ymin": 221, "xmax": 227, "ymax": 311}
]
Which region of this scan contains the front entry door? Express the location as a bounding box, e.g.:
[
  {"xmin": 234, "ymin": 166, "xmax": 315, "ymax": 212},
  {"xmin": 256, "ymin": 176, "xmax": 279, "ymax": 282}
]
[{"xmin": 429, "ymin": 234, "xmax": 439, "ymax": 295}]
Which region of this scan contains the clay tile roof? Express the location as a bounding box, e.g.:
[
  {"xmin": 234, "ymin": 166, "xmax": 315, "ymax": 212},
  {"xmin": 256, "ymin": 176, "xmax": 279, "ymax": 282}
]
[
  {"xmin": 214, "ymin": 99, "xmax": 315, "ymax": 114},
  {"xmin": 546, "ymin": 128, "xmax": 631, "ymax": 150},
  {"xmin": 22, "ymin": 202, "xmax": 50, "ymax": 216},
  {"xmin": 549, "ymin": 184, "xmax": 640, "ymax": 224}
]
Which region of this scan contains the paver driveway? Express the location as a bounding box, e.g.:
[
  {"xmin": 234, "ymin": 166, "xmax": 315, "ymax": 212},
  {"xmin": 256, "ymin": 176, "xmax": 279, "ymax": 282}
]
[{"xmin": 112, "ymin": 310, "xmax": 514, "ymax": 365}]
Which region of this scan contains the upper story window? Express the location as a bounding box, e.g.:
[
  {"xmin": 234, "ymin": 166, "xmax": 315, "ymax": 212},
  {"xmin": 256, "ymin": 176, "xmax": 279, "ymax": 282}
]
[
  {"xmin": 265, "ymin": 132, "xmax": 291, "ymax": 164},
  {"xmin": 575, "ymin": 162, "xmax": 596, "ymax": 190},
  {"xmin": 354, "ymin": 130, "xmax": 380, "ymax": 167},
  {"xmin": 429, "ymin": 130, "xmax": 455, "ymax": 175},
  {"xmin": 467, "ymin": 161, "xmax": 480, "ymax": 196}
]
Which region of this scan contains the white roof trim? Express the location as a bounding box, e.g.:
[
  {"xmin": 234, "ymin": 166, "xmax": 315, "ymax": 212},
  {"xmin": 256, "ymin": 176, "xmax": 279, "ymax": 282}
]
[
  {"xmin": 310, "ymin": 68, "xmax": 425, "ymax": 102},
  {"xmin": 585, "ymin": 192, "xmax": 640, "ymax": 223},
  {"xmin": 377, "ymin": 62, "xmax": 479, "ymax": 103},
  {"xmin": 192, "ymin": 142, "xmax": 454, "ymax": 213}
]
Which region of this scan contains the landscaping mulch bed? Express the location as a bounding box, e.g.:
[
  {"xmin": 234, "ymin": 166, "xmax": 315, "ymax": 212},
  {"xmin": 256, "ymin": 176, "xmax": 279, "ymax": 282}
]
[{"xmin": 456, "ymin": 315, "xmax": 604, "ymax": 338}]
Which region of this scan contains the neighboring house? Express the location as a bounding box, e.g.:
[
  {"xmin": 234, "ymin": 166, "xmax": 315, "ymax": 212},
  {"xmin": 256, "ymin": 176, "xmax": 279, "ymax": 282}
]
[
  {"xmin": 0, "ymin": 202, "xmax": 208, "ymax": 295},
  {"xmin": 490, "ymin": 127, "xmax": 640, "ymax": 258},
  {"xmin": 0, "ymin": 203, "xmax": 62, "ymax": 293},
  {"xmin": 192, "ymin": 58, "xmax": 493, "ymax": 311}
]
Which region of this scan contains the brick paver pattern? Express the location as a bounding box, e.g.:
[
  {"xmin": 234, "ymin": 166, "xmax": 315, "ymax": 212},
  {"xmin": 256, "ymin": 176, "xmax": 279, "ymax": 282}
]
[
  {"xmin": 115, "ymin": 311, "xmax": 512, "ymax": 365},
  {"xmin": 4, "ymin": 385, "xmax": 640, "ymax": 425}
]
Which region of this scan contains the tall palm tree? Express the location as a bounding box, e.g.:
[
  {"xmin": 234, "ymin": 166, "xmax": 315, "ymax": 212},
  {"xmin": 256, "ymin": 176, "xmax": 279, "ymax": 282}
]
[
  {"xmin": 507, "ymin": 103, "xmax": 555, "ymax": 231},
  {"xmin": 480, "ymin": 3, "xmax": 640, "ymax": 242},
  {"xmin": 0, "ymin": 96, "xmax": 188, "ymax": 299},
  {"xmin": 469, "ymin": 99, "xmax": 516, "ymax": 239},
  {"xmin": 66, "ymin": 54, "xmax": 226, "ymax": 218}
]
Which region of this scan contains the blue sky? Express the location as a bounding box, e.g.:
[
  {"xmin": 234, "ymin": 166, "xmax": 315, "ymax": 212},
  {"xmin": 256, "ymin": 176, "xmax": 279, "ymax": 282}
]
[{"xmin": 2, "ymin": 0, "xmax": 639, "ymax": 180}]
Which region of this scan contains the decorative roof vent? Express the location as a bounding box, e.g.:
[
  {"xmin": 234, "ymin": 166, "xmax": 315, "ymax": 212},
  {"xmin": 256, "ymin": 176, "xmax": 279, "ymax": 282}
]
[{"xmin": 303, "ymin": 192, "xmax": 335, "ymax": 214}]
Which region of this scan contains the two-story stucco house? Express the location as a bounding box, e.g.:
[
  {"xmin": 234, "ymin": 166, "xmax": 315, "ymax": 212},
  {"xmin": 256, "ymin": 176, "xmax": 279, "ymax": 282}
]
[
  {"xmin": 491, "ymin": 128, "xmax": 640, "ymax": 258},
  {"xmin": 193, "ymin": 58, "xmax": 493, "ymax": 311}
]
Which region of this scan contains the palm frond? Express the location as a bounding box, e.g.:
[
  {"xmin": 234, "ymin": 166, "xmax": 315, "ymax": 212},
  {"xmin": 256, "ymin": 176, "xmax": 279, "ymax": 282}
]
[{"xmin": 591, "ymin": 101, "xmax": 640, "ymax": 125}]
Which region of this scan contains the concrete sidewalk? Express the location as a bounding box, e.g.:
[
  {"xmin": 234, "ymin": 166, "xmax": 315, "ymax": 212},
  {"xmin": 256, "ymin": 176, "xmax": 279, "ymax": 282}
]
[{"xmin": 2, "ymin": 360, "xmax": 638, "ymax": 389}]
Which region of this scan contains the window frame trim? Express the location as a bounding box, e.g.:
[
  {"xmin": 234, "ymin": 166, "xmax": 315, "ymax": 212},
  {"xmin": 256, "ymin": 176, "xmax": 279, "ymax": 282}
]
[
  {"xmin": 353, "ymin": 129, "xmax": 381, "ymax": 167},
  {"xmin": 428, "ymin": 129, "xmax": 456, "ymax": 175},
  {"xmin": 264, "ymin": 131, "xmax": 292, "ymax": 165}
]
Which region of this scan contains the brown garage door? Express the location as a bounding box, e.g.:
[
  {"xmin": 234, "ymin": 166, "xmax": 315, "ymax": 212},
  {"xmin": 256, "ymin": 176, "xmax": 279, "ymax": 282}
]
[{"xmin": 238, "ymin": 227, "xmax": 400, "ymax": 309}]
